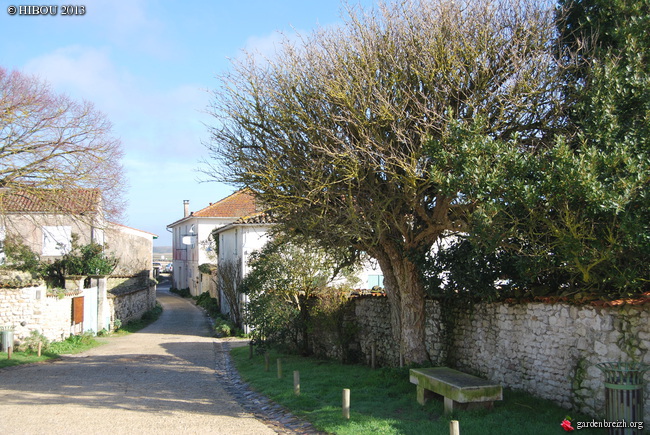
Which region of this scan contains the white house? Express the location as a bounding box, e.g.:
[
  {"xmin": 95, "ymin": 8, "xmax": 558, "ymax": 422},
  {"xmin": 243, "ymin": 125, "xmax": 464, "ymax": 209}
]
[
  {"xmin": 166, "ymin": 189, "xmax": 258, "ymax": 296},
  {"xmin": 212, "ymin": 211, "xmax": 273, "ymax": 319}
]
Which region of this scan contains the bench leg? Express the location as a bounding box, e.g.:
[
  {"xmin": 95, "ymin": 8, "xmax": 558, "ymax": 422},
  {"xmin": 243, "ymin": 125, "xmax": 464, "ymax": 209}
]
[
  {"xmin": 416, "ymin": 386, "xmax": 436, "ymax": 405},
  {"xmin": 444, "ymin": 397, "xmax": 454, "ymax": 415}
]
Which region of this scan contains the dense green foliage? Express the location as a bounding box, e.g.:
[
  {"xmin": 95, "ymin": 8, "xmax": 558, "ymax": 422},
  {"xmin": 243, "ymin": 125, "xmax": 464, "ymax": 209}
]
[
  {"xmin": 194, "ymin": 291, "xmax": 220, "ymax": 317},
  {"xmin": 241, "ymin": 237, "xmax": 359, "ymax": 354},
  {"xmin": 170, "ymin": 287, "xmax": 191, "ymax": 298},
  {"xmin": 1, "ymin": 236, "xmax": 43, "ymax": 275},
  {"xmin": 1, "ymin": 234, "xmax": 118, "ymax": 288},
  {"xmin": 45, "ymin": 234, "xmax": 118, "ymax": 287},
  {"xmin": 426, "ymin": 0, "xmax": 650, "ymax": 301}
]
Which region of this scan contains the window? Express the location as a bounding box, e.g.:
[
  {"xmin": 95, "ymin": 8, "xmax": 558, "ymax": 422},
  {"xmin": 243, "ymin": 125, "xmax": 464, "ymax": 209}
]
[{"xmin": 42, "ymin": 226, "xmax": 71, "ymax": 256}]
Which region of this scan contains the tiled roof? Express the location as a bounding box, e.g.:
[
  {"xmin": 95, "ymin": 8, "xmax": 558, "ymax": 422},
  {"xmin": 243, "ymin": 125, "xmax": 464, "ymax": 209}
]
[
  {"xmin": 234, "ymin": 211, "xmax": 273, "ymax": 225},
  {"xmin": 193, "ymin": 189, "xmax": 258, "ymax": 218},
  {"xmin": 0, "ymin": 188, "xmax": 101, "ymax": 214}
]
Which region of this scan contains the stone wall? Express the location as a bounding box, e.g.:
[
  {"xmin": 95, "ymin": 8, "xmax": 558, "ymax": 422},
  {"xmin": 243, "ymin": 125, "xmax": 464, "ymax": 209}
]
[
  {"xmin": 0, "ymin": 279, "xmax": 157, "ymax": 344},
  {"xmin": 108, "ymin": 285, "xmax": 156, "ymax": 325},
  {"xmin": 447, "ymin": 302, "xmax": 649, "ymax": 424},
  {"xmin": 0, "ymin": 285, "xmax": 81, "ymax": 342},
  {"xmin": 326, "ymin": 296, "xmax": 650, "ymax": 425}
]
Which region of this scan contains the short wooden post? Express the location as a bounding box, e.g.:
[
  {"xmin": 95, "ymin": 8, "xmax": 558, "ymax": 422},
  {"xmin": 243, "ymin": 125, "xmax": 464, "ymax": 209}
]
[
  {"xmin": 371, "ymin": 343, "xmax": 376, "ymax": 369},
  {"xmin": 399, "ymin": 351, "xmax": 404, "ymax": 368},
  {"xmin": 294, "ymin": 370, "xmax": 300, "ymax": 396},
  {"xmin": 7, "ymin": 346, "xmax": 12, "ymax": 359},
  {"xmin": 264, "ymin": 352, "xmax": 270, "ymax": 372},
  {"xmin": 38, "ymin": 341, "xmax": 42, "ymax": 357},
  {"xmin": 450, "ymin": 420, "xmax": 460, "ymax": 435},
  {"xmin": 277, "ymin": 358, "xmax": 283, "ymax": 379},
  {"xmin": 342, "ymin": 388, "xmax": 350, "ymax": 419},
  {"xmin": 249, "ymin": 342, "xmax": 253, "ymax": 359}
]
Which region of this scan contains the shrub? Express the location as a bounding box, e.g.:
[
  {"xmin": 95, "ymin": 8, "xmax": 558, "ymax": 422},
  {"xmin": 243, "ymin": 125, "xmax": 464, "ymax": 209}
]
[
  {"xmin": 170, "ymin": 287, "xmax": 191, "ymax": 298},
  {"xmin": 194, "ymin": 291, "xmax": 220, "ymax": 317},
  {"xmin": 44, "ymin": 235, "xmax": 118, "ymax": 287},
  {"xmin": 16, "ymin": 330, "xmax": 49, "ymax": 353}
]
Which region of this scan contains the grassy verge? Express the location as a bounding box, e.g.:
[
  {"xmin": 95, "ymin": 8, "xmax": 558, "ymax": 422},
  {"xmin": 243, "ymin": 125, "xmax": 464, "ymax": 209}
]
[
  {"xmin": 0, "ymin": 303, "xmax": 163, "ymax": 369},
  {"xmin": 231, "ymin": 347, "xmax": 604, "ymax": 435}
]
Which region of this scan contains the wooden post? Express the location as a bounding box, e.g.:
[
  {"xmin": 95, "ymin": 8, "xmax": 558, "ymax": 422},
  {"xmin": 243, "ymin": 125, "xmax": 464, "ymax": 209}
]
[
  {"xmin": 450, "ymin": 420, "xmax": 460, "ymax": 435},
  {"xmin": 371, "ymin": 343, "xmax": 376, "ymax": 369},
  {"xmin": 7, "ymin": 346, "xmax": 12, "ymax": 359},
  {"xmin": 264, "ymin": 352, "xmax": 270, "ymax": 372},
  {"xmin": 38, "ymin": 341, "xmax": 42, "ymax": 357},
  {"xmin": 399, "ymin": 351, "xmax": 404, "ymax": 368},
  {"xmin": 342, "ymin": 389, "xmax": 350, "ymax": 419},
  {"xmin": 277, "ymin": 358, "xmax": 283, "ymax": 379},
  {"xmin": 294, "ymin": 371, "xmax": 300, "ymax": 396},
  {"xmin": 249, "ymin": 342, "xmax": 253, "ymax": 359}
]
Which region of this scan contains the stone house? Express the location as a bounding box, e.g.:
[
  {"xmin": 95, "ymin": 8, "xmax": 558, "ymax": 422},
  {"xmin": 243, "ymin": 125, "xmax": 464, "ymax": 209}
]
[
  {"xmin": 0, "ymin": 188, "xmax": 157, "ymax": 344},
  {"xmin": 0, "ymin": 188, "xmax": 157, "ymax": 277}
]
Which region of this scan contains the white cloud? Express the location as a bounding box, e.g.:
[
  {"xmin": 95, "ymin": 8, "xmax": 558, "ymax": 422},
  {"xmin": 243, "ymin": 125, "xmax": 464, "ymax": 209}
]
[
  {"xmin": 23, "ymin": 45, "xmax": 211, "ymax": 159},
  {"xmin": 23, "ymin": 45, "xmax": 132, "ymax": 114},
  {"xmin": 87, "ymin": 0, "xmax": 175, "ymax": 59}
]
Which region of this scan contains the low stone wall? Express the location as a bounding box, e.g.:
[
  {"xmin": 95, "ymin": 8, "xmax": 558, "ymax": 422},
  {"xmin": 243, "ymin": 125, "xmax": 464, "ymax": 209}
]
[
  {"xmin": 318, "ymin": 296, "xmax": 650, "ymax": 425},
  {"xmin": 0, "ymin": 285, "xmax": 80, "ymax": 343},
  {"xmin": 108, "ymin": 285, "xmax": 156, "ymax": 326},
  {"xmin": 1, "ymin": 276, "xmax": 157, "ymax": 344}
]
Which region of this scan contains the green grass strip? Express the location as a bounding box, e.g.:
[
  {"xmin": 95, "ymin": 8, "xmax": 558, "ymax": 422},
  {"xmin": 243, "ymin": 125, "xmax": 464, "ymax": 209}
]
[{"xmin": 230, "ymin": 347, "xmax": 603, "ymax": 435}]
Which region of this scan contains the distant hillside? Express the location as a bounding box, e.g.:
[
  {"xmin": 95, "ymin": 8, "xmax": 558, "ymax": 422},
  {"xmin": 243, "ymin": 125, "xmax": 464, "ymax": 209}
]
[{"xmin": 153, "ymin": 246, "xmax": 172, "ymax": 254}]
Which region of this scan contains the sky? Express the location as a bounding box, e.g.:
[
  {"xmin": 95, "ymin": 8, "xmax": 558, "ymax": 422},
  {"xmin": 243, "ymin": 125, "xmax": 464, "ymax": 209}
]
[{"xmin": 1, "ymin": 0, "xmax": 375, "ymax": 246}]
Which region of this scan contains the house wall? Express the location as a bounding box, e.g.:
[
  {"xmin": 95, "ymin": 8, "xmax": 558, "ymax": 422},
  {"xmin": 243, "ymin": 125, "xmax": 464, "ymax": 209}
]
[
  {"xmin": 2, "ymin": 213, "xmax": 100, "ymax": 260},
  {"xmin": 171, "ymin": 217, "xmax": 231, "ymax": 295},
  {"xmin": 217, "ymin": 224, "xmax": 272, "ymax": 318},
  {"xmin": 325, "ymin": 297, "xmax": 650, "ymax": 426},
  {"xmin": 105, "ymin": 225, "xmax": 154, "ymax": 277}
]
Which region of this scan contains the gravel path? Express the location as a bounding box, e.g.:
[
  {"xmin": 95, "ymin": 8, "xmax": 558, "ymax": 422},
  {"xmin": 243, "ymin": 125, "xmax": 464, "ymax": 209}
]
[{"xmin": 0, "ymin": 283, "xmax": 314, "ymax": 435}]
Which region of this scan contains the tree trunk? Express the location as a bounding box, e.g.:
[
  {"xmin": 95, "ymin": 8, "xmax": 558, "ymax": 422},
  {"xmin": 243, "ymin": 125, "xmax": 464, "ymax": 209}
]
[{"xmin": 372, "ymin": 244, "xmax": 429, "ymax": 365}]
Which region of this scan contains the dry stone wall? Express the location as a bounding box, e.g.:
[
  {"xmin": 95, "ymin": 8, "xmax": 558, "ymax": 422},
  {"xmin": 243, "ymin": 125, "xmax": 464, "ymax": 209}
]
[
  {"xmin": 0, "ymin": 285, "xmax": 75, "ymax": 342},
  {"xmin": 108, "ymin": 285, "xmax": 156, "ymax": 325},
  {"xmin": 343, "ymin": 296, "xmax": 650, "ymax": 425}
]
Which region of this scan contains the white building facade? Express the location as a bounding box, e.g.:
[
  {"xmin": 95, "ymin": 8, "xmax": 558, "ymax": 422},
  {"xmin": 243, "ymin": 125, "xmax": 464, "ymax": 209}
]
[{"xmin": 166, "ymin": 190, "xmax": 258, "ymax": 296}]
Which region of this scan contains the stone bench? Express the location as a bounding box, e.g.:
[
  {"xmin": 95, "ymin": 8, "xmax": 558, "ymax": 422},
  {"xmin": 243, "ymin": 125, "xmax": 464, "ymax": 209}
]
[{"xmin": 409, "ymin": 367, "xmax": 503, "ymax": 414}]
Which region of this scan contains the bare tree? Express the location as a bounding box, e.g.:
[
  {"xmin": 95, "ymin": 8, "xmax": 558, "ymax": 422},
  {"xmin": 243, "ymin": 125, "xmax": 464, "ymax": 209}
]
[
  {"xmin": 205, "ymin": 0, "xmax": 567, "ymax": 363},
  {"xmin": 0, "ymin": 67, "xmax": 126, "ymax": 221},
  {"xmin": 217, "ymin": 258, "xmax": 243, "ymax": 326}
]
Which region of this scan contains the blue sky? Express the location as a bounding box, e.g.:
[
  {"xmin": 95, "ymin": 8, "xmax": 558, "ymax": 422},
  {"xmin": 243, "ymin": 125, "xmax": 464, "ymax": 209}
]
[{"xmin": 1, "ymin": 0, "xmax": 374, "ymax": 246}]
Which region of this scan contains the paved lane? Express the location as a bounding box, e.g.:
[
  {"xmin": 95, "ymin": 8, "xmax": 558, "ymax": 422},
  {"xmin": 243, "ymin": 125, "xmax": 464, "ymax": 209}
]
[{"xmin": 0, "ymin": 284, "xmax": 277, "ymax": 435}]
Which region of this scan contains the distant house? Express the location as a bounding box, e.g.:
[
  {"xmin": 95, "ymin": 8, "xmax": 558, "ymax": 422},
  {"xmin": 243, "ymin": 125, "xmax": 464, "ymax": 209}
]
[
  {"xmin": 166, "ymin": 189, "xmax": 258, "ymax": 296},
  {"xmin": 0, "ymin": 188, "xmax": 157, "ymax": 277}
]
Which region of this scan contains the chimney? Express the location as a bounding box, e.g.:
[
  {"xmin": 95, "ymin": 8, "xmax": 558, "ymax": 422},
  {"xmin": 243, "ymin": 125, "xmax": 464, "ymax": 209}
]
[{"xmin": 183, "ymin": 200, "xmax": 190, "ymax": 218}]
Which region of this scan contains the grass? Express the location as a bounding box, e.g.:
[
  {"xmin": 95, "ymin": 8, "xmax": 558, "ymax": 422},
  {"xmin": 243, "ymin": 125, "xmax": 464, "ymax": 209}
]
[
  {"xmin": 0, "ymin": 303, "xmax": 163, "ymax": 369},
  {"xmin": 112, "ymin": 303, "xmax": 163, "ymax": 335},
  {"xmin": 230, "ymin": 347, "xmax": 605, "ymax": 435}
]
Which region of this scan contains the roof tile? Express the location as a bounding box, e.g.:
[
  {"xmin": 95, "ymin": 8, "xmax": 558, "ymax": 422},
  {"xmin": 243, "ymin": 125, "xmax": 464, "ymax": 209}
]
[
  {"xmin": 193, "ymin": 189, "xmax": 258, "ymax": 218},
  {"xmin": 0, "ymin": 188, "xmax": 101, "ymax": 214}
]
